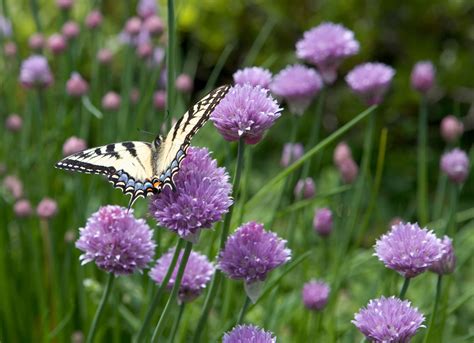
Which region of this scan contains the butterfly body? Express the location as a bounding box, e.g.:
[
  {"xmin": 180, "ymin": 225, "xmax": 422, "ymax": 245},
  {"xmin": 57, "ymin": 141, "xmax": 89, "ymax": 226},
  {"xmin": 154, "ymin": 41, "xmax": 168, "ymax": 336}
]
[{"xmin": 56, "ymin": 85, "xmax": 230, "ymax": 206}]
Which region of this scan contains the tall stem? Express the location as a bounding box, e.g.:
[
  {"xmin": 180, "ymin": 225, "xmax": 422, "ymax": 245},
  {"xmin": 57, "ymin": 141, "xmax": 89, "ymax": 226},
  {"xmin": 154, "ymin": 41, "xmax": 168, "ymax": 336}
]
[
  {"xmin": 134, "ymin": 239, "xmax": 185, "ymax": 342},
  {"xmin": 29, "ymin": 0, "xmax": 42, "ymax": 32},
  {"xmin": 193, "ymin": 138, "xmax": 246, "ymax": 342},
  {"xmin": 169, "ymin": 303, "xmax": 186, "ymax": 343},
  {"xmin": 237, "ymin": 296, "xmax": 251, "ymax": 324},
  {"xmin": 423, "ymin": 275, "xmax": 442, "ymax": 343},
  {"xmin": 166, "ymin": 0, "xmax": 176, "ymax": 129},
  {"xmin": 399, "ymin": 278, "xmax": 411, "ymax": 299},
  {"xmin": 86, "ymin": 273, "xmax": 114, "ymax": 343},
  {"xmin": 151, "ymin": 240, "xmax": 192, "ymax": 342},
  {"xmin": 444, "ymin": 185, "xmax": 459, "ymax": 236},
  {"xmin": 417, "ymin": 97, "xmax": 429, "ymax": 225}
]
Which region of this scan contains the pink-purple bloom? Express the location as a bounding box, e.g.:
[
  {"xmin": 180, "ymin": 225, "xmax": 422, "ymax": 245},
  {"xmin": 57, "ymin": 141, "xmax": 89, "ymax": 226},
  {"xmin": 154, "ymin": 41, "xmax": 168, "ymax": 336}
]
[
  {"xmin": 280, "ymin": 143, "xmax": 304, "ymax": 167},
  {"xmin": 3, "ymin": 175, "xmax": 23, "ymax": 199},
  {"xmin": 270, "ymin": 64, "xmax": 323, "ymax": 115},
  {"xmin": 5, "ymin": 114, "xmax": 22, "ymax": 132},
  {"xmin": 440, "ymin": 148, "xmax": 469, "ymax": 184},
  {"xmin": 233, "ymin": 67, "xmax": 273, "ymax": 89},
  {"xmin": 150, "ymin": 248, "xmax": 214, "ymax": 303},
  {"xmin": 76, "ymin": 205, "xmax": 155, "ymax": 275},
  {"xmin": 175, "ymin": 73, "xmax": 193, "ymax": 93},
  {"xmin": 429, "ymin": 236, "xmax": 456, "ymax": 275},
  {"xmin": 345, "ymin": 62, "xmax": 395, "ymax": 105},
  {"xmin": 20, "ymin": 55, "xmax": 53, "ymax": 89},
  {"xmin": 223, "ymin": 324, "xmax": 276, "ymax": 343},
  {"xmin": 313, "ymin": 208, "xmax": 333, "ymax": 237},
  {"xmin": 149, "ymin": 147, "xmax": 232, "ymax": 242},
  {"xmin": 85, "ymin": 10, "xmax": 103, "ymax": 29},
  {"xmin": 29, "ymin": 33, "xmax": 45, "ymax": 50},
  {"xmin": 302, "ymin": 280, "xmax": 330, "ymax": 311},
  {"xmin": 0, "ymin": 15, "xmax": 12, "ymax": 38},
  {"xmin": 353, "ymin": 296, "xmax": 425, "ymax": 342},
  {"xmin": 296, "ymin": 22, "xmax": 359, "ymax": 84},
  {"xmin": 137, "ymin": 0, "xmax": 158, "ymax": 19},
  {"xmin": 63, "ymin": 136, "xmax": 87, "ymax": 156},
  {"xmin": 66, "ymin": 72, "xmax": 89, "ymax": 97},
  {"xmin": 218, "ymin": 222, "xmax": 291, "ymax": 285},
  {"xmin": 102, "ymin": 91, "xmax": 121, "ymax": 110},
  {"xmin": 294, "ymin": 177, "xmax": 316, "ymax": 199},
  {"xmin": 62, "ymin": 21, "xmax": 80, "ymax": 40},
  {"xmin": 14, "ymin": 199, "xmax": 33, "ymax": 218},
  {"xmin": 48, "ymin": 34, "xmax": 67, "ymax": 54},
  {"xmin": 338, "ymin": 157, "xmax": 358, "ymax": 184},
  {"xmin": 374, "ymin": 222, "xmax": 444, "ymax": 278},
  {"xmin": 144, "ymin": 16, "xmax": 164, "ymax": 36},
  {"xmin": 440, "ymin": 115, "xmax": 463, "ymax": 143},
  {"xmin": 97, "ymin": 48, "xmax": 113, "ymax": 64},
  {"xmin": 411, "ymin": 61, "xmax": 435, "ymax": 94},
  {"xmin": 211, "ymin": 84, "xmax": 281, "ymax": 144},
  {"xmin": 36, "ymin": 197, "xmax": 58, "ymax": 219},
  {"xmin": 333, "ymin": 142, "xmax": 352, "ymax": 166}
]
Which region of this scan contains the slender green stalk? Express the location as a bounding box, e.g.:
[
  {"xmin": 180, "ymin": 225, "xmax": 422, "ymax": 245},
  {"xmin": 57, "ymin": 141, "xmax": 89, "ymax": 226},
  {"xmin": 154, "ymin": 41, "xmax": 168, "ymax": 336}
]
[
  {"xmin": 203, "ymin": 44, "xmax": 234, "ymax": 93},
  {"xmin": 29, "ymin": 0, "xmax": 42, "ymax": 32},
  {"xmin": 444, "ymin": 185, "xmax": 459, "ymax": 236},
  {"xmin": 86, "ymin": 273, "xmax": 115, "ymax": 343},
  {"xmin": 237, "ymin": 296, "xmax": 251, "ymax": 324},
  {"xmin": 166, "ymin": 0, "xmax": 176, "ymax": 129},
  {"xmin": 135, "ymin": 239, "xmax": 185, "ymax": 342},
  {"xmin": 193, "ymin": 139, "xmax": 246, "ymax": 342},
  {"xmin": 432, "ymin": 173, "xmax": 448, "ymax": 221},
  {"xmin": 399, "ymin": 278, "xmax": 411, "ymax": 299},
  {"xmin": 242, "ymin": 17, "xmax": 276, "ymax": 67},
  {"xmin": 169, "ymin": 303, "xmax": 186, "ymax": 343},
  {"xmin": 423, "ymin": 275, "xmax": 443, "ymax": 343},
  {"xmin": 417, "ymin": 97, "xmax": 429, "ymax": 225},
  {"xmin": 151, "ymin": 240, "xmax": 193, "ymax": 342}
]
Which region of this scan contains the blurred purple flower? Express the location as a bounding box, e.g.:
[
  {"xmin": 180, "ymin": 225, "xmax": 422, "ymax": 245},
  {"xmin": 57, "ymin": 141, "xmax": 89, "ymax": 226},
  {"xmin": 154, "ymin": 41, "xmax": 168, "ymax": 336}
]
[
  {"xmin": 280, "ymin": 142, "xmax": 304, "ymax": 167},
  {"xmin": 62, "ymin": 21, "xmax": 80, "ymax": 40},
  {"xmin": 440, "ymin": 148, "xmax": 469, "ymax": 184},
  {"xmin": 233, "ymin": 67, "xmax": 273, "ymax": 89},
  {"xmin": 440, "ymin": 115, "xmax": 463, "ymax": 143},
  {"xmin": 63, "ymin": 136, "xmax": 87, "ymax": 156},
  {"xmin": 36, "ymin": 197, "xmax": 58, "ymax": 219},
  {"xmin": 302, "ymin": 280, "xmax": 330, "ymax": 311},
  {"xmin": 345, "ymin": 62, "xmax": 395, "ymax": 105},
  {"xmin": 313, "ymin": 208, "xmax": 333, "ymax": 237},
  {"xmin": 29, "ymin": 33, "xmax": 45, "ymax": 50},
  {"xmin": 4, "ymin": 41, "xmax": 16, "ymax": 57},
  {"xmin": 411, "ymin": 61, "xmax": 435, "ymax": 94},
  {"xmin": 6, "ymin": 114, "xmax": 22, "ymax": 132},
  {"xmin": 102, "ymin": 91, "xmax": 121, "ymax": 111},
  {"xmin": 66, "ymin": 72, "xmax": 88, "ymax": 97},
  {"xmin": 338, "ymin": 157, "xmax": 358, "ymax": 184},
  {"xmin": 0, "ymin": 15, "xmax": 12, "ymax": 38},
  {"xmin": 153, "ymin": 90, "xmax": 166, "ymax": 109},
  {"xmin": 137, "ymin": 0, "xmax": 158, "ymax": 19},
  {"xmin": 150, "ymin": 248, "xmax": 214, "ymax": 303},
  {"xmin": 270, "ymin": 64, "xmax": 323, "ymax": 115},
  {"xmin": 97, "ymin": 48, "xmax": 113, "ymax": 65},
  {"xmin": 218, "ymin": 222, "xmax": 291, "ymax": 285},
  {"xmin": 374, "ymin": 222, "xmax": 444, "ymax": 278},
  {"xmin": 3, "ymin": 175, "xmax": 23, "ymax": 199},
  {"xmin": 137, "ymin": 42, "xmax": 153, "ymax": 59},
  {"xmin": 144, "ymin": 16, "xmax": 164, "ymax": 36},
  {"xmin": 429, "ymin": 236, "xmax": 456, "ymax": 275},
  {"xmin": 20, "ymin": 55, "xmax": 53, "ymax": 89},
  {"xmin": 175, "ymin": 73, "xmax": 193, "ymax": 93},
  {"xmin": 76, "ymin": 205, "xmax": 155, "ymax": 275},
  {"xmin": 353, "ymin": 296, "xmax": 425, "ymax": 342},
  {"xmin": 149, "ymin": 147, "xmax": 232, "ymax": 242},
  {"xmin": 223, "ymin": 324, "xmax": 276, "ymax": 343},
  {"xmin": 85, "ymin": 10, "xmax": 103, "ymax": 29},
  {"xmin": 48, "ymin": 34, "xmax": 67, "ymax": 54},
  {"xmin": 296, "ymin": 22, "xmax": 359, "ymax": 84},
  {"xmin": 211, "ymin": 84, "xmax": 282, "ymax": 144},
  {"xmin": 56, "ymin": 0, "xmax": 74, "ymax": 10},
  {"xmin": 333, "ymin": 142, "xmax": 352, "ymax": 166},
  {"xmin": 294, "ymin": 177, "xmax": 316, "ymax": 199},
  {"xmin": 14, "ymin": 199, "xmax": 33, "ymax": 218}
]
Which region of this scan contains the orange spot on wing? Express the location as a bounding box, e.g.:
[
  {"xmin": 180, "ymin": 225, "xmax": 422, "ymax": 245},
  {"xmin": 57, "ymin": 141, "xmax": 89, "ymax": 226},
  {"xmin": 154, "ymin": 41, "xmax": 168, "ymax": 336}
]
[{"xmin": 153, "ymin": 181, "xmax": 161, "ymax": 188}]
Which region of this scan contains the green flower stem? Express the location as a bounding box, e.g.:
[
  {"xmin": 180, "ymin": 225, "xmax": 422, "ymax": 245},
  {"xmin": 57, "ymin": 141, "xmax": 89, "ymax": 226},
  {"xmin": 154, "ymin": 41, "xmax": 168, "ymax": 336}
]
[
  {"xmin": 301, "ymin": 89, "xmax": 326, "ymax": 178},
  {"xmin": 29, "ymin": 0, "xmax": 42, "ymax": 32},
  {"xmin": 169, "ymin": 303, "xmax": 186, "ymax": 343},
  {"xmin": 237, "ymin": 296, "xmax": 251, "ymax": 324},
  {"xmin": 166, "ymin": 0, "xmax": 176, "ymax": 129},
  {"xmin": 432, "ymin": 173, "xmax": 448, "ymax": 221},
  {"xmin": 193, "ymin": 138, "xmax": 246, "ymax": 342},
  {"xmin": 135, "ymin": 238, "xmax": 185, "ymax": 343},
  {"xmin": 86, "ymin": 273, "xmax": 115, "ymax": 343},
  {"xmin": 444, "ymin": 184, "xmax": 459, "ymax": 236},
  {"xmin": 399, "ymin": 278, "xmax": 411, "ymax": 299},
  {"xmin": 417, "ymin": 97, "xmax": 429, "ymax": 226},
  {"xmin": 423, "ymin": 275, "xmax": 443, "ymax": 343},
  {"xmin": 151, "ymin": 240, "xmax": 193, "ymax": 342}
]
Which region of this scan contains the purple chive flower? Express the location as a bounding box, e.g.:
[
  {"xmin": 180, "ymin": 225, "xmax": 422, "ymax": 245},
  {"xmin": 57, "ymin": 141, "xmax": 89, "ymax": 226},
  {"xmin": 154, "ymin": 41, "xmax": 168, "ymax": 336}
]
[
  {"xmin": 4, "ymin": 41, "xmax": 16, "ymax": 57},
  {"xmin": 211, "ymin": 84, "xmax": 282, "ymax": 144},
  {"xmin": 223, "ymin": 324, "xmax": 276, "ymax": 343},
  {"xmin": 14, "ymin": 199, "xmax": 33, "ymax": 218},
  {"xmin": 411, "ymin": 61, "xmax": 435, "ymax": 94},
  {"xmin": 280, "ymin": 143, "xmax": 304, "ymax": 167},
  {"xmin": 296, "ymin": 22, "xmax": 359, "ymax": 84},
  {"xmin": 150, "ymin": 248, "xmax": 214, "ymax": 303},
  {"xmin": 0, "ymin": 15, "xmax": 12, "ymax": 38},
  {"xmin": 374, "ymin": 222, "xmax": 444, "ymax": 278},
  {"xmin": 3, "ymin": 175, "xmax": 23, "ymax": 199},
  {"xmin": 429, "ymin": 236, "xmax": 456, "ymax": 275},
  {"xmin": 102, "ymin": 91, "xmax": 121, "ymax": 111},
  {"xmin": 85, "ymin": 10, "xmax": 103, "ymax": 29},
  {"xmin": 313, "ymin": 208, "xmax": 333, "ymax": 237},
  {"xmin": 302, "ymin": 280, "xmax": 330, "ymax": 311},
  {"xmin": 233, "ymin": 67, "xmax": 273, "ymax": 89},
  {"xmin": 36, "ymin": 197, "xmax": 58, "ymax": 219},
  {"xmin": 20, "ymin": 55, "xmax": 53, "ymax": 89},
  {"xmin": 440, "ymin": 148, "xmax": 469, "ymax": 184},
  {"xmin": 144, "ymin": 16, "xmax": 164, "ymax": 36},
  {"xmin": 218, "ymin": 222, "xmax": 291, "ymax": 290},
  {"xmin": 97, "ymin": 48, "xmax": 113, "ymax": 65},
  {"xmin": 63, "ymin": 136, "xmax": 87, "ymax": 156},
  {"xmin": 294, "ymin": 177, "xmax": 316, "ymax": 199},
  {"xmin": 333, "ymin": 142, "xmax": 352, "ymax": 166},
  {"xmin": 62, "ymin": 21, "xmax": 80, "ymax": 40},
  {"xmin": 48, "ymin": 33, "xmax": 67, "ymax": 54},
  {"xmin": 76, "ymin": 205, "xmax": 155, "ymax": 275},
  {"xmin": 137, "ymin": 0, "xmax": 158, "ymax": 19},
  {"xmin": 175, "ymin": 73, "xmax": 193, "ymax": 93},
  {"xmin": 6, "ymin": 114, "xmax": 22, "ymax": 132},
  {"xmin": 149, "ymin": 147, "xmax": 232, "ymax": 242},
  {"xmin": 66, "ymin": 72, "xmax": 89, "ymax": 97},
  {"xmin": 29, "ymin": 33, "xmax": 45, "ymax": 50},
  {"xmin": 346, "ymin": 62, "xmax": 395, "ymax": 105},
  {"xmin": 338, "ymin": 157, "xmax": 358, "ymax": 184},
  {"xmin": 56, "ymin": 0, "xmax": 74, "ymax": 10},
  {"xmin": 270, "ymin": 64, "xmax": 323, "ymax": 115},
  {"xmin": 353, "ymin": 296, "xmax": 425, "ymax": 342},
  {"xmin": 440, "ymin": 115, "xmax": 463, "ymax": 143},
  {"xmin": 153, "ymin": 90, "xmax": 166, "ymax": 109}
]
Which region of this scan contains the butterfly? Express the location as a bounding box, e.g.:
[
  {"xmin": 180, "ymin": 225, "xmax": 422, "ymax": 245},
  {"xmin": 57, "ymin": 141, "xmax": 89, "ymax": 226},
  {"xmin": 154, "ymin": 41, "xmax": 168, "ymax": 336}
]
[{"xmin": 55, "ymin": 85, "xmax": 231, "ymax": 207}]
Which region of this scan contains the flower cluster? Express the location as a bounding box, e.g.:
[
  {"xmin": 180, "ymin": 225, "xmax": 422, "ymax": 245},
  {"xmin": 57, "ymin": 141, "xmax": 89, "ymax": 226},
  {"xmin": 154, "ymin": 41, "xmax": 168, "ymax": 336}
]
[
  {"xmin": 233, "ymin": 67, "xmax": 273, "ymax": 88},
  {"xmin": 302, "ymin": 280, "xmax": 330, "ymax": 311},
  {"xmin": 223, "ymin": 325, "xmax": 276, "ymax": 343},
  {"xmin": 440, "ymin": 148, "xmax": 469, "ymax": 184}
]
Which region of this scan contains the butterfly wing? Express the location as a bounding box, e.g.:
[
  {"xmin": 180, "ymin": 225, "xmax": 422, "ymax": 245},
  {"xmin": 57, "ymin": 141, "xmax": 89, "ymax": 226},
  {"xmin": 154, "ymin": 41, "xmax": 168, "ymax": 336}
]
[
  {"xmin": 55, "ymin": 141, "xmax": 157, "ymax": 204},
  {"xmin": 153, "ymin": 85, "xmax": 231, "ymax": 189}
]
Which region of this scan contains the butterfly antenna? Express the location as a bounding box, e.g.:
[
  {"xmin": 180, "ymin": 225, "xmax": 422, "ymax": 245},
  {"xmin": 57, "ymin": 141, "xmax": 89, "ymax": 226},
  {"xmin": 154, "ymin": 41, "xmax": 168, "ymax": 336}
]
[{"xmin": 137, "ymin": 128, "xmax": 155, "ymax": 137}]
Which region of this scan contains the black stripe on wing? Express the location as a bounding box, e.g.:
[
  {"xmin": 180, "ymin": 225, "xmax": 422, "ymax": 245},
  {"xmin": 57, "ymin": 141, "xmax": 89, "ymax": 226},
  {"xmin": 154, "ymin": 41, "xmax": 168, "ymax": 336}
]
[{"xmin": 155, "ymin": 142, "xmax": 190, "ymax": 192}]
